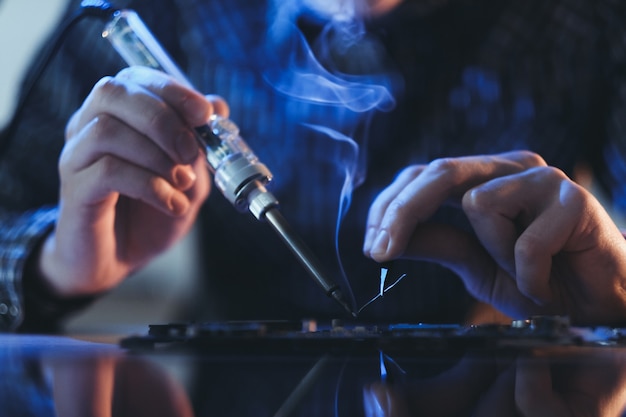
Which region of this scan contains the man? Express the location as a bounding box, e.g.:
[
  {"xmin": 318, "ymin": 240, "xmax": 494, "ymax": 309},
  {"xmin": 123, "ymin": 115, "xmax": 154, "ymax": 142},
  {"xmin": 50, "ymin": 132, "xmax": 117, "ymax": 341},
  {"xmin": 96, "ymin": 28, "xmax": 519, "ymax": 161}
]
[{"xmin": 1, "ymin": 0, "xmax": 626, "ymax": 331}]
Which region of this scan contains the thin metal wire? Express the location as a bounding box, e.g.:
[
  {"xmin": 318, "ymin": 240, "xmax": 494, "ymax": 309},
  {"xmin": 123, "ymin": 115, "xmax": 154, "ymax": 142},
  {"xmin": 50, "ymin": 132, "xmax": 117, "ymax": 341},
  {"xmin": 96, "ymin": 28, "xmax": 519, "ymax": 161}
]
[{"xmin": 357, "ymin": 270, "xmax": 408, "ymax": 315}]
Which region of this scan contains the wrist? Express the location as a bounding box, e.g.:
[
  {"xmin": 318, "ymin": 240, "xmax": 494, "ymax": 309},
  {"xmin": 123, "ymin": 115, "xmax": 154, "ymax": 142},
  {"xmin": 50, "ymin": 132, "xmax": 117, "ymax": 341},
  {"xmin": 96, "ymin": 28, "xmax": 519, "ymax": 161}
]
[{"xmin": 19, "ymin": 233, "xmax": 98, "ymax": 333}]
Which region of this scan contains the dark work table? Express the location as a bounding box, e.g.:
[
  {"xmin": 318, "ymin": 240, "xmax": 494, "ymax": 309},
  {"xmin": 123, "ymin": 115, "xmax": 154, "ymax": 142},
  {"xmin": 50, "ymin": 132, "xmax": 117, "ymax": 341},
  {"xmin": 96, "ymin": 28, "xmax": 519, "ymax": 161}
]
[{"xmin": 4, "ymin": 317, "xmax": 626, "ymax": 416}]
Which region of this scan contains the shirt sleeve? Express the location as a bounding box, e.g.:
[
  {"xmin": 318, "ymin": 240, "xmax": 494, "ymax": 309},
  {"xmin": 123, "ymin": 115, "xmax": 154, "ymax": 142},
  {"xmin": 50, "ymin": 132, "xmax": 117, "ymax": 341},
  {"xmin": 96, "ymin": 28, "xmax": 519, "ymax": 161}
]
[
  {"xmin": 0, "ymin": 206, "xmax": 58, "ymax": 331},
  {"xmin": 0, "ymin": 206, "xmax": 97, "ymax": 333}
]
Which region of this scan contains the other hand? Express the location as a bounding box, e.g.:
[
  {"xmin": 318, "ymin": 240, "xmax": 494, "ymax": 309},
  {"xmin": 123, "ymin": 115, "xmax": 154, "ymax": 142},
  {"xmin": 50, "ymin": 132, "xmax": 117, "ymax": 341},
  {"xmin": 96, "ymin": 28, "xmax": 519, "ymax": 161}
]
[{"xmin": 363, "ymin": 151, "xmax": 626, "ymax": 325}]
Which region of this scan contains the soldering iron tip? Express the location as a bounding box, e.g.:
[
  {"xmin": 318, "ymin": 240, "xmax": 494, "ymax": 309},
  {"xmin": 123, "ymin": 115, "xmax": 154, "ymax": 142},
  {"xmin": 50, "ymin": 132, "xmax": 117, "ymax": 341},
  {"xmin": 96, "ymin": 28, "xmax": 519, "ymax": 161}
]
[{"xmin": 330, "ymin": 289, "xmax": 357, "ymax": 319}]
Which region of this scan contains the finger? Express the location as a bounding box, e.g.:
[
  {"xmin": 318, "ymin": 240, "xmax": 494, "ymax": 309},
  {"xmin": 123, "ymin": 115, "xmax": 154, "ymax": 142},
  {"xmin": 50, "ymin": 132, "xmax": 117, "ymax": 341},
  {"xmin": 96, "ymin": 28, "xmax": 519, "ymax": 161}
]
[
  {"xmin": 367, "ymin": 151, "xmax": 546, "ymax": 261},
  {"xmin": 116, "ymin": 66, "xmax": 214, "ymax": 126},
  {"xmin": 63, "ymin": 153, "xmax": 193, "ymax": 217},
  {"xmin": 61, "ymin": 115, "xmax": 197, "ymax": 192},
  {"xmin": 463, "ymin": 167, "xmax": 576, "ymax": 304},
  {"xmin": 363, "ymin": 165, "xmax": 425, "ymax": 255},
  {"xmin": 205, "ymin": 94, "xmax": 230, "ymax": 119},
  {"xmin": 67, "ymin": 69, "xmax": 211, "ymax": 165},
  {"xmin": 112, "ymin": 68, "xmax": 228, "ymax": 123}
]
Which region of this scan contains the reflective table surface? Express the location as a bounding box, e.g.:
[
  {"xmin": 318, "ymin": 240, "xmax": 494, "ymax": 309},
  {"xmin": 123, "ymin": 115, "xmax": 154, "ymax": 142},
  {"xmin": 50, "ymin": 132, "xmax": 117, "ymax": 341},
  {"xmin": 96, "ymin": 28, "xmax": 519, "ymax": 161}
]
[{"xmin": 4, "ymin": 318, "xmax": 626, "ymax": 416}]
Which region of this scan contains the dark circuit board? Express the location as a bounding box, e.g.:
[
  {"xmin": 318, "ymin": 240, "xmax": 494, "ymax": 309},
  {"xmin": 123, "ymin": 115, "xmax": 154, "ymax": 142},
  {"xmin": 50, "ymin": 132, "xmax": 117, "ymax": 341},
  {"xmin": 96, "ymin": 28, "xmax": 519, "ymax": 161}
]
[{"xmin": 119, "ymin": 316, "xmax": 626, "ymax": 355}]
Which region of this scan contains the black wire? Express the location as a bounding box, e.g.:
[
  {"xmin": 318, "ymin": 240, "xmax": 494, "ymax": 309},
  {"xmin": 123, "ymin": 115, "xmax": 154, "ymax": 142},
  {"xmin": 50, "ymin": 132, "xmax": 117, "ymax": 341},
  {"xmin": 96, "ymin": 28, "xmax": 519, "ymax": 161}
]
[{"xmin": 0, "ymin": 0, "xmax": 119, "ymax": 158}]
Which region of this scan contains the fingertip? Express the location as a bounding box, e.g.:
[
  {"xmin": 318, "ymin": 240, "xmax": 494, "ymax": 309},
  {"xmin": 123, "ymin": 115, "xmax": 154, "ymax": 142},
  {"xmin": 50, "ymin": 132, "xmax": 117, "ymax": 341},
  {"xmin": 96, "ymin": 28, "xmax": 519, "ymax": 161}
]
[
  {"xmin": 369, "ymin": 230, "xmax": 394, "ymax": 261},
  {"xmin": 183, "ymin": 96, "xmax": 213, "ymax": 127},
  {"xmin": 172, "ymin": 165, "xmax": 197, "ymax": 191},
  {"xmin": 168, "ymin": 193, "xmax": 190, "ymax": 216},
  {"xmin": 515, "ymin": 270, "xmax": 554, "ymax": 306},
  {"xmin": 205, "ymin": 94, "xmax": 230, "ymax": 119},
  {"xmin": 363, "ymin": 226, "xmax": 377, "ymax": 256}
]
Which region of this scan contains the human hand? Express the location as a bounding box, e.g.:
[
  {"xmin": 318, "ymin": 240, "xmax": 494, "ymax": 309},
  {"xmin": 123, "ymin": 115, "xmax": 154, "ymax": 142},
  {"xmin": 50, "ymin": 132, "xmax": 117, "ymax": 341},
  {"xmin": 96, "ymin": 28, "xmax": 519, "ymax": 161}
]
[
  {"xmin": 39, "ymin": 66, "xmax": 228, "ymax": 297},
  {"xmin": 363, "ymin": 151, "xmax": 626, "ymax": 325}
]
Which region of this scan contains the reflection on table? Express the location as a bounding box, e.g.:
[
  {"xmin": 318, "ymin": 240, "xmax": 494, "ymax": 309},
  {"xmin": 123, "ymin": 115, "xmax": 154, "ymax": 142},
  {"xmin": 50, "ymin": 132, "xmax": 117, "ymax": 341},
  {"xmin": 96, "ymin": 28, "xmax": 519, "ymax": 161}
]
[
  {"xmin": 0, "ymin": 335, "xmax": 193, "ymax": 417},
  {"xmin": 3, "ymin": 320, "xmax": 626, "ymax": 417}
]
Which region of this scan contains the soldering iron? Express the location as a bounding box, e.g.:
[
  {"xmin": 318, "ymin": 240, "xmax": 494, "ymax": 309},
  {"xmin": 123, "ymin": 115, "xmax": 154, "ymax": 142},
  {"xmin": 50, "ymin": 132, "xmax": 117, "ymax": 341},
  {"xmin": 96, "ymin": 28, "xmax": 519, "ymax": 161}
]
[{"xmin": 89, "ymin": 2, "xmax": 356, "ymax": 317}]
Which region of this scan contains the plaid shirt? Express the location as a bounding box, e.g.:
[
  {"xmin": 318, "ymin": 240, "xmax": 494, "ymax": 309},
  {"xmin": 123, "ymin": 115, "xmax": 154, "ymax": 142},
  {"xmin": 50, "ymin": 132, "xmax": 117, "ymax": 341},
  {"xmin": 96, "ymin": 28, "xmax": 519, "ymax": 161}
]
[{"xmin": 1, "ymin": 0, "xmax": 626, "ymax": 330}]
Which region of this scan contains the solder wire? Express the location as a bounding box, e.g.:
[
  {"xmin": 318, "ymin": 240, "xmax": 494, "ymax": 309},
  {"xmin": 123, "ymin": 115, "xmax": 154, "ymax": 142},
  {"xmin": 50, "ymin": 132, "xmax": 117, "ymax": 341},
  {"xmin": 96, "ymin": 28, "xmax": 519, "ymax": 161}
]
[{"xmin": 357, "ymin": 269, "xmax": 407, "ymax": 315}]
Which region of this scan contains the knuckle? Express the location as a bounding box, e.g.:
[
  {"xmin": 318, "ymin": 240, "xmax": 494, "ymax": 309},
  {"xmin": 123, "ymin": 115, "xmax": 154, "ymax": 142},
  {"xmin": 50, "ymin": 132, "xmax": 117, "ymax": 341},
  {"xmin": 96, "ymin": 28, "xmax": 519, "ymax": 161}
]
[
  {"xmin": 516, "ymin": 150, "xmax": 547, "ymax": 168},
  {"xmin": 557, "ymin": 177, "xmax": 588, "ymax": 208},
  {"xmin": 427, "ymin": 157, "xmax": 462, "ymax": 185},
  {"xmin": 96, "ymin": 154, "xmax": 122, "ymax": 179},
  {"xmin": 429, "ymin": 157, "xmax": 457, "ymax": 172},
  {"xmin": 461, "ymin": 186, "xmax": 489, "ymax": 213},
  {"xmin": 514, "ymin": 234, "xmax": 537, "ymax": 261},
  {"xmin": 116, "ymin": 66, "xmax": 138, "ymax": 80},
  {"xmin": 385, "ymin": 196, "xmax": 410, "ymax": 218},
  {"xmin": 428, "ymin": 158, "xmax": 459, "ymax": 173},
  {"xmin": 396, "ymin": 165, "xmax": 422, "ymax": 181},
  {"xmin": 89, "ymin": 114, "xmax": 121, "ymax": 138},
  {"xmin": 527, "ymin": 165, "xmax": 568, "ymax": 183},
  {"xmin": 93, "ymin": 75, "xmax": 124, "ymax": 98}
]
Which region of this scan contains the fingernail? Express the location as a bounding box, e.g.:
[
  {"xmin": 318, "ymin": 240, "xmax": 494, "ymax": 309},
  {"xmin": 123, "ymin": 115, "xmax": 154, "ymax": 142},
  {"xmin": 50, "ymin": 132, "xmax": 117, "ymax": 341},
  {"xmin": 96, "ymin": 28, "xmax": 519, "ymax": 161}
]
[
  {"xmin": 173, "ymin": 166, "xmax": 196, "ymax": 190},
  {"xmin": 371, "ymin": 230, "xmax": 390, "ymax": 257},
  {"xmin": 363, "ymin": 226, "xmax": 377, "ymax": 254}
]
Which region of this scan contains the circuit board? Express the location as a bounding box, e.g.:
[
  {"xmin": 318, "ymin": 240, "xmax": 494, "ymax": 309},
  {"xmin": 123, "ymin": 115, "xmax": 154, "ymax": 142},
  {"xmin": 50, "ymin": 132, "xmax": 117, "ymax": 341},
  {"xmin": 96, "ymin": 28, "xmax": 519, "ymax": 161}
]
[{"xmin": 120, "ymin": 316, "xmax": 626, "ymax": 355}]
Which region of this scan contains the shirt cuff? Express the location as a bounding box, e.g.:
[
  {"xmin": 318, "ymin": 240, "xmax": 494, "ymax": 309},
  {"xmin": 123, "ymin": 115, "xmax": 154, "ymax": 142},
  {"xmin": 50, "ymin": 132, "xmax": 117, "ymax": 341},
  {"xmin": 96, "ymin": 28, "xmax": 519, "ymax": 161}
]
[{"xmin": 0, "ymin": 206, "xmax": 60, "ymax": 331}]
